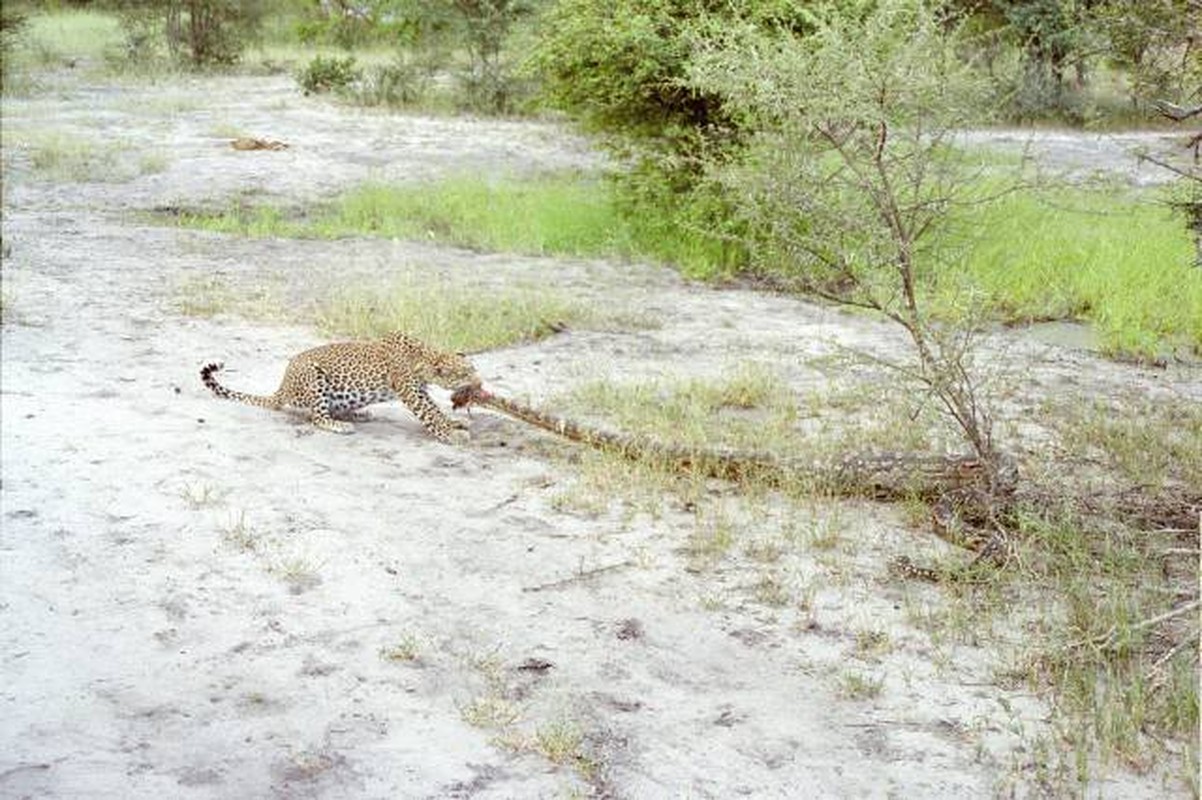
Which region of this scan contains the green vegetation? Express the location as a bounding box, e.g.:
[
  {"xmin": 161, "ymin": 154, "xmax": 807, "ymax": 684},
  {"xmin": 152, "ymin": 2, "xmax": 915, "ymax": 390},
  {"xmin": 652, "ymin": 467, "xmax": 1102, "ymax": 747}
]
[
  {"xmin": 327, "ymin": 178, "xmax": 620, "ymax": 257},
  {"xmin": 169, "ymin": 175, "xmax": 725, "ymax": 271},
  {"xmin": 545, "ymin": 366, "xmax": 1199, "ymax": 785},
  {"xmin": 165, "ymin": 173, "xmax": 1200, "ymax": 360},
  {"xmin": 937, "ymin": 188, "xmax": 1200, "ymax": 359},
  {"xmin": 295, "ymin": 53, "xmax": 360, "ymax": 94},
  {"xmin": 315, "ymin": 277, "xmax": 613, "ymax": 352},
  {"xmin": 1006, "ymin": 509, "xmax": 1199, "ymax": 783},
  {"xmin": 563, "ymin": 364, "xmax": 799, "ymax": 452},
  {"xmin": 20, "ymin": 8, "xmax": 123, "ymax": 66},
  {"xmin": 173, "ymin": 267, "xmax": 644, "ymax": 353},
  {"xmin": 12, "ymin": 130, "xmax": 167, "ymax": 183},
  {"xmin": 838, "ymin": 670, "xmax": 884, "ymax": 700}
]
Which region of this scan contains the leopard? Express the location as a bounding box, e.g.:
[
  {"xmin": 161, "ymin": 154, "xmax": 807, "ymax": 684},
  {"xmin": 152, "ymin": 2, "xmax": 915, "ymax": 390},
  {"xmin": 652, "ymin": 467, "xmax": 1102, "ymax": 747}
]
[{"xmin": 200, "ymin": 330, "xmax": 480, "ymax": 442}]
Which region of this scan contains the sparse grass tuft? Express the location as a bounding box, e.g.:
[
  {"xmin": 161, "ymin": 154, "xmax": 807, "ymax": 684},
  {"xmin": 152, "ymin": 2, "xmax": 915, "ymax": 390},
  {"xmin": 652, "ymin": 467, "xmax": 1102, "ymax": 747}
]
[
  {"xmin": 271, "ymin": 556, "xmax": 321, "ymax": 594},
  {"xmin": 853, "ymin": 628, "xmax": 892, "ymax": 662},
  {"xmin": 460, "ymin": 694, "xmax": 522, "ymax": 729},
  {"xmin": 220, "ymin": 511, "xmax": 258, "ymax": 552},
  {"xmin": 684, "ymin": 506, "xmax": 736, "ymax": 570},
  {"xmin": 838, "ymin": 670, "xmax": 884, "ymax": 700},
  {"xmin": 380, "ymin": 634, "xmax": 421, "ymax": 663},
  {"xmin": 534, "ymin": 720, "xmax": 596, "ymax": 778},
  {"xmin": 752, "ymin": 571, "xmax": 790, "ymax": 607},
  {"xmin": 180, "ymin": 482, "xmax": 225, "ymax": 509},
  {"xmin": 11, "ymin": 130, "xmax": 166, "ymax": 183}
]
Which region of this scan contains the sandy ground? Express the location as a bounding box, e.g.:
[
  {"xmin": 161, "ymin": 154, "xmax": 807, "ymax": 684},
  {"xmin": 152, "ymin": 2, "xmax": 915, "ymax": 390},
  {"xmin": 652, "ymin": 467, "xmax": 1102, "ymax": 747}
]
[{"xmin": 2, "ymin": 73, "xmax": 1199, "ymax": 798}]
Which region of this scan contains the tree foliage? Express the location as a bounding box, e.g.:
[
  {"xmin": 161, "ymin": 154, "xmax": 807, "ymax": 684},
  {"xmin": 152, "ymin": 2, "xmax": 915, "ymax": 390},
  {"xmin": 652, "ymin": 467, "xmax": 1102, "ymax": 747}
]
[
  {"xmin": 117, "ymin": 0, "xmax": 268, "ymax": 67},
  {"xmin": 1093, "ymin": 0, "xmax": 1201, "ymax": 100},
  {"xmin": 528, "ymin": 0, "xmax": 815, "ymax": 172},
  {"xmin": 297, "ymin": 0, "xmax": 535, "ymax": 112},
  {"xmin": 0, "ymin": 4, "xmax": 26, "ymax": 92}
]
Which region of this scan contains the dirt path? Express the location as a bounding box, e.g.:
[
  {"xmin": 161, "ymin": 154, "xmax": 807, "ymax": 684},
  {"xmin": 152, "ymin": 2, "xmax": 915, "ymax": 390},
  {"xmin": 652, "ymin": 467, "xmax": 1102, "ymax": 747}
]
[{"xmin": 2, "ymin": 74, "xmax": 1197, "ymax": 798}]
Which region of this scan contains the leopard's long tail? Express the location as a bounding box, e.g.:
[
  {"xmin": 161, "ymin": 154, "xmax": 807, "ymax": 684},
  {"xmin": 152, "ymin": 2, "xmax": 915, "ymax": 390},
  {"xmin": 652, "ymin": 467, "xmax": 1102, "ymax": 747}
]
[{"xmin": 200, "ymin": 363, "xmax": 282, "ymax": 410}]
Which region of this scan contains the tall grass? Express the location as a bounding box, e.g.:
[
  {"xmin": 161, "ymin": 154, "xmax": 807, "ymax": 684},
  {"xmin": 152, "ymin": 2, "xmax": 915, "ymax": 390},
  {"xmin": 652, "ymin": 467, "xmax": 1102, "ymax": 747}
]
[{"xmin": 936, "ymin": 188, "xmax": 1199, "ymax": 359}]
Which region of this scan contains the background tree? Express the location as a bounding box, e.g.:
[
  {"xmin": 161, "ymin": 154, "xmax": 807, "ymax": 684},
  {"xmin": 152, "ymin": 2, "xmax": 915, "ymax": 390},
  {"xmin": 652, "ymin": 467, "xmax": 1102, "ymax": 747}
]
[
  {"xmin": 1094, "ymin": 0, "xmax": 1200, "ymax": 104},
  {"xmin": 117, "ymin": 0, "xmax": 268, "ymax": 67}
]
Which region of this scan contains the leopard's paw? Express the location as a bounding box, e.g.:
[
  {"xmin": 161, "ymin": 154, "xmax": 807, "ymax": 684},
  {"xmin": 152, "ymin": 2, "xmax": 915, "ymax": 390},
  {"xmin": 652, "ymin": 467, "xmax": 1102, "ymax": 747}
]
[{"xmin": 314, "ymin": 418, "xmax": 355, "ymax": 434}]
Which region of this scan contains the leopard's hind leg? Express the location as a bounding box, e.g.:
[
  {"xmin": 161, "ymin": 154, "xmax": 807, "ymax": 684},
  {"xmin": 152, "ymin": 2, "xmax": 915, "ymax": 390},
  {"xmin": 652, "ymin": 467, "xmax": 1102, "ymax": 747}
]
[{"xmin": 295, "ymin": 363, "xmax": 354, "ymax": 434}]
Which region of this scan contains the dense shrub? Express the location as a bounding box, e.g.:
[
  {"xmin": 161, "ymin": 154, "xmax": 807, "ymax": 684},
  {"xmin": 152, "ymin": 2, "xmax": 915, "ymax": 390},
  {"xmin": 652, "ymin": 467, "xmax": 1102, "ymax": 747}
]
[
  {"xmin": 528, "ymin": 1, "xmax": 815, "ymax": 268},
  {"xmin": 297, "ymin": 54, "xmax": 360, "ymax": 94}
]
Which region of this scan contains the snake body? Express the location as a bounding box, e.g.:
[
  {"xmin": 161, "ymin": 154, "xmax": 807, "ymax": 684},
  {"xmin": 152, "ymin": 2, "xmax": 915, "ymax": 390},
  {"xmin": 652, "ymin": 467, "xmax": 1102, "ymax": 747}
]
[{"xmin": 452, "ymin": 385, "xmax": 1004, "ymax": 501}]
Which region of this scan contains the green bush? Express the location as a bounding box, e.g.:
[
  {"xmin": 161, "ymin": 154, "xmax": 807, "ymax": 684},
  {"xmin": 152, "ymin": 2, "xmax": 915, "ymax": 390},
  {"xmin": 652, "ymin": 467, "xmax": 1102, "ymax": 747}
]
[
  {"xmin": 297, "ymin": 54, "xmax": 361, "ymax": 95},
  {"xmin": 354, "ymin": 59, "xmax": 430, "ymax": 106},
  {"xmin": 531, "ymin": 0, "xmax": 736, "ymax": 171},
  {"xmin": 526, "ymin": 1, "xmax": 813, "ymax": 269}
]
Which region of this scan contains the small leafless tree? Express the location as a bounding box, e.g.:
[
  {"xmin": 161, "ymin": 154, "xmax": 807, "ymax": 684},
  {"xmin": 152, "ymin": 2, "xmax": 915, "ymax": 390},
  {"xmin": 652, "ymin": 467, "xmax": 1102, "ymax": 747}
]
[{"xmin": 689, "ymin": 0, "xmax": 1011, "ymax": 489}]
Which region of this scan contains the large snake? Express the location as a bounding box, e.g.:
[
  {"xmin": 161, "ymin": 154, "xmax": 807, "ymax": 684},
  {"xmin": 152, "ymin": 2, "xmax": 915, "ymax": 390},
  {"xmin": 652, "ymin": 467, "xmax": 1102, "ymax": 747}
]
[{"xmin": 450, "ymin": 384, "xmax": 1007, "ymax": 503}]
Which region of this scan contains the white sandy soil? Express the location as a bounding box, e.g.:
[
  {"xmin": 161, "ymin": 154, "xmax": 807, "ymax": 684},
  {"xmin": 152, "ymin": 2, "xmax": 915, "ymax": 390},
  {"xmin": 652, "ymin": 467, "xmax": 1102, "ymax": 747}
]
[{"xmin": 2, "ymin": 73, "xmax": 1198, "ymax": 798}]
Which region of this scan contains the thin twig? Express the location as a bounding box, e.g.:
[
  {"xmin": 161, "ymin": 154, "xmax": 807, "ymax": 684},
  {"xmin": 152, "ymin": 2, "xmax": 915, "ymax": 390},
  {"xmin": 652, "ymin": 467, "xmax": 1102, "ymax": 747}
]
[
  {"xmin": 1064, "ymin": 599, "xmax": 1201, "ymax": 652},
  {"xmin": 521, "ymin": 560, "xmax": 634, "ymax": 593}
]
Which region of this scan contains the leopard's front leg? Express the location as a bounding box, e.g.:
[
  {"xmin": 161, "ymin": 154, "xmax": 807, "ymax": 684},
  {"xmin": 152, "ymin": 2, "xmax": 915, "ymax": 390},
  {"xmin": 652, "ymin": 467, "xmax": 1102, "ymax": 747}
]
[{"xmin": 392, "ymin": 377, "xmax": 468, "ymax": 443}]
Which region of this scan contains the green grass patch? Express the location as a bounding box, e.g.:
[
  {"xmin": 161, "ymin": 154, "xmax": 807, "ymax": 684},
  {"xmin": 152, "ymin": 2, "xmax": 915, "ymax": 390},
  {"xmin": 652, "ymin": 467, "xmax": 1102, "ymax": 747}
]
[
  {"xmin": 15, "ymin": 9, "xmax": 124, "ymax": 70},
  {"xmin": 1048, "ymin": 397, "xmax": 1202, "ymax": 492},
  {"xmin": 328, "ymin": 177, "xmax": 623, "ymax": 256},
  {"xmin": 315, "ymin": 276, "xmax": 620, "ymax": 352},
  {"xmin": 1007, "ymin": 510, "xmax": 1199, "ymax": 784},
  {"xmin": 935, "ymin": 187, "xmax": 1200, "ymax": 360},
  {"xmin": 168, "ymin": 174, "xmax": 733, "ymax": 273}
]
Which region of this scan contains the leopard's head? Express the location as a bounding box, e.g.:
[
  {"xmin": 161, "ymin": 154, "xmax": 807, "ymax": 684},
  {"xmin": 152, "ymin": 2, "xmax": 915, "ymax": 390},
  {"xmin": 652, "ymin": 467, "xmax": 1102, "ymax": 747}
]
[
  {"xmin": 427, "ymin": 349, "xmax": 481, "ymax": 390},
  {"xmin": 384, "ymin": 331, "xmax": 481, "ymax": 389}
]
